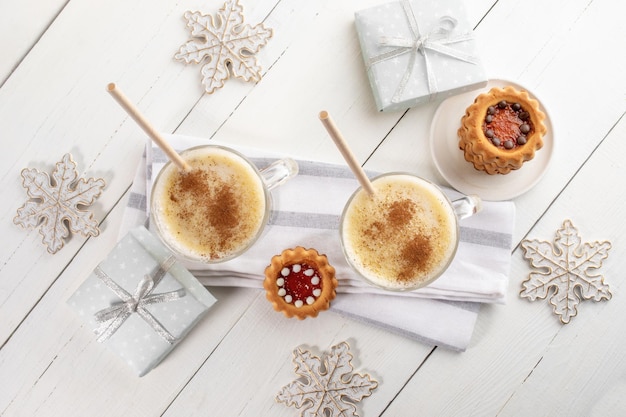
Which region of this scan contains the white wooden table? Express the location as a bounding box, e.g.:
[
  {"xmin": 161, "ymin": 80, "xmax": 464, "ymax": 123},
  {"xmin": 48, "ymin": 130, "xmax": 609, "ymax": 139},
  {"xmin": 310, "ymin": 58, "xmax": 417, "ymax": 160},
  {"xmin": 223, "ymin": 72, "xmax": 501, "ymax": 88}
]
[{"xmin": 2, "ymin": 0, "xmax": 625, "ymax": 416}]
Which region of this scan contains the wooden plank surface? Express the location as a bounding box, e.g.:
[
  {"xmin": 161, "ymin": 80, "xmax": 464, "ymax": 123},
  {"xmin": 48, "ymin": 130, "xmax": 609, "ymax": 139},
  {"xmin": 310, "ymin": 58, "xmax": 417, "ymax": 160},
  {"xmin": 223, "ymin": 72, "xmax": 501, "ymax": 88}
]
[{"xmin": 1, "ymin": 0, "xmax": 625, "ymax": 416}]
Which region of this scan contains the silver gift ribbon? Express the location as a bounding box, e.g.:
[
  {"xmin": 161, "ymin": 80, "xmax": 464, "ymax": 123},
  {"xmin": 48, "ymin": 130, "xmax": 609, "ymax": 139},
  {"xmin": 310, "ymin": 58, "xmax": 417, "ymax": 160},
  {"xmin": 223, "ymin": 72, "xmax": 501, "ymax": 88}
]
[
  {"xmin": 367, "ymin": 0, "xmax": 479, "ymax": 103},
  {"xmin": 93, "ymin": 255, "xmax": 185, "ymax": 344}
]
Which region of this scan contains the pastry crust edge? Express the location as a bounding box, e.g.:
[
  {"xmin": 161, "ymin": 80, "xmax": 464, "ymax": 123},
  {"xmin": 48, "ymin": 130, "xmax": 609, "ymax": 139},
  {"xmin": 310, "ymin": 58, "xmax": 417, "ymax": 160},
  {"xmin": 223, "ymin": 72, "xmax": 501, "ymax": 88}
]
[
  {"xmin": 263, "ymin": 246, "xmax": 338, "ymax": 320},
  {"xmin": 458, "ymin": 86, "xmax": 547, "ymax": 175}
]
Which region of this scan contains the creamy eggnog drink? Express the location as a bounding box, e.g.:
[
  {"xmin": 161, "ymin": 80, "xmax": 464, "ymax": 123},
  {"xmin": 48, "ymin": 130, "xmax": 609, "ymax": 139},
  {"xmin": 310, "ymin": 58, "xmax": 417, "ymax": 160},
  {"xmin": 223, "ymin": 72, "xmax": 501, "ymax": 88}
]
[
  {"xmin": 341, "ymin": 173, "xmax": 466, "ymax": 291},
  {"xmin": 151, "ymin": 145, "xmax": 295, "ymax": 263}
]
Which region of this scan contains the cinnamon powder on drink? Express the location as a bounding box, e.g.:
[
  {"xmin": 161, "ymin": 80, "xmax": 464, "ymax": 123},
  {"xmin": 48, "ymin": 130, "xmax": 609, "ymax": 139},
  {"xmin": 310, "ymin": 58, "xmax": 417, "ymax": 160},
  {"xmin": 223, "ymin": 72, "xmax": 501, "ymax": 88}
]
[
  {"xmin": 170, "ymin": 168, "xmax": 241, "ymax": 258},
  {"xmin": 398, "ymin": 234, "xmax": 432, "ymax": 282},
  {"xmin": 207, "ymin": 184, "xmax": 238, "ymax": 245},
  {"xmin": 366, "ymin": 198, "xmax": 434, "ymax": 282},
  {"xmin": 388, "ymin": 199, "xmax": 415, "ymax": 228}
]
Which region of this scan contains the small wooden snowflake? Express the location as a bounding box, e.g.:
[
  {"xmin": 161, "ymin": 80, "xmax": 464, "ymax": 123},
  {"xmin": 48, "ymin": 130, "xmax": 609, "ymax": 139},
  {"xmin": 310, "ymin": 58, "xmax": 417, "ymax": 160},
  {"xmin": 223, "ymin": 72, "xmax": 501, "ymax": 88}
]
[
  {"xmin": 520, "ymin": 220, "xmax": 612, "ymax": 324},
  {"xmin": 174, "ymin": 0, "xmax": 273, "ymax": 94},
  {"xmin": 14, "ymin": 153, "xmax": 106, "ymax": 254},
  {"xmin": 276, "ymin": 341, "xmax": 378, "ymax": 417}
]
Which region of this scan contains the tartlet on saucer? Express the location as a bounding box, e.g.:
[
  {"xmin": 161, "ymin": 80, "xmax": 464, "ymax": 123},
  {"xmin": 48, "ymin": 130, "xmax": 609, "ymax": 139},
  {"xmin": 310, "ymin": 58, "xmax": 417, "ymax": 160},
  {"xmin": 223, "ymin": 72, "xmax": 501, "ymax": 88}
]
[
  {"xmin": 263, "ymin": 247, "xmax": 338, "ymax": 319},
  {"xmin": 458, "ymin": 86, "xmax": 547, "ymax": 175}
]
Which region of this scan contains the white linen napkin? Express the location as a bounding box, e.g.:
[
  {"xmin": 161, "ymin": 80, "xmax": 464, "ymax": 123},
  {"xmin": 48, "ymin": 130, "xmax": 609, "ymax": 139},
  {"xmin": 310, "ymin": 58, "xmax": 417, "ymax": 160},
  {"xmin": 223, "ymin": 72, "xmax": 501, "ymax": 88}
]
[{"xmin": 119, "ymin": 134, "xmax": 515, "ymax": 351}]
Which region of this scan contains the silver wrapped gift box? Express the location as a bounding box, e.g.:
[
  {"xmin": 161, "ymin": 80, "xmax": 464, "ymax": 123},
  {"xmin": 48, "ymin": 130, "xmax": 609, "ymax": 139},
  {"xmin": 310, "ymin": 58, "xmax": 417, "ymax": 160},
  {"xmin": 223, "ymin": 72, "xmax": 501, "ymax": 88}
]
[
  {"xmin": 355, "ymin": 0, "xmax": 488, "ymax": 112},
  {"xmin": 68, "ymin": 226, "xmax": 217, "ymax": 376}
]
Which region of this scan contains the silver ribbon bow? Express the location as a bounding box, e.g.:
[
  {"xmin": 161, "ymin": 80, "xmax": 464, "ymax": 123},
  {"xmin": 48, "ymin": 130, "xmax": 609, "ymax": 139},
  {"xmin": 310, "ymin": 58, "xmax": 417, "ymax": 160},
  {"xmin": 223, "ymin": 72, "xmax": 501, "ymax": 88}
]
[
  {"xmin": 93, "ymin": 255, "xmax": 185, "ymax": 344},
  {"xmin": 367, "ymin": 0, "xmax": 479, "ymax": 104}
]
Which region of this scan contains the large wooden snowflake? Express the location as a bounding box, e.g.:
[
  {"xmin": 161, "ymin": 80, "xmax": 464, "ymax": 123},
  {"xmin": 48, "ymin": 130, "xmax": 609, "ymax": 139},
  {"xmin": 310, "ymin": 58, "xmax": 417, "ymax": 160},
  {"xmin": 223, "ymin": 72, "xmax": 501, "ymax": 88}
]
[
  {"xmin": 14, "ymin": 153, "xmax": 105, "ymax": 254},
  {"xmin": 276, "ymin": 341, "xmax": 378, "ymax": 417},
  {"xmin": 174, "ymin": 0, "xmax": 273, "ymax": 94},
  {"xmin": 520, "ymin": 220, "xmax": 612, "ymax": 323}
]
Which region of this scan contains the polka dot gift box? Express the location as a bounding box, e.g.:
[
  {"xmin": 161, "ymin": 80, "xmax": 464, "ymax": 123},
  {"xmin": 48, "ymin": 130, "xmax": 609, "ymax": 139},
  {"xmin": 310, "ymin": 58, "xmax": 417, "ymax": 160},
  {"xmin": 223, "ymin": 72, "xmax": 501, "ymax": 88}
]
[
  {"xmin": 354, "ymin": 0, "xmax": 488, "ymax": 112},
  {"xmin": 68, "ymin": 226, "xmax": 216, "ymax": 376}
]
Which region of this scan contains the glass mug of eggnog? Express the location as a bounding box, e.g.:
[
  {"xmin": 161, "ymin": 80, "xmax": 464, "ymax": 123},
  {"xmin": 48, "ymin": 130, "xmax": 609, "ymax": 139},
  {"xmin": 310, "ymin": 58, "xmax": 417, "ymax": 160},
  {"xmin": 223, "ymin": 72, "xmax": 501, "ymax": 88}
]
[
  {"xmin": 150, "ymin": 145, "xmax": 298, "ymax": 263},
  {"xmin": 340, "ymin": 173, "xmax": 482, "ymax": 291}
]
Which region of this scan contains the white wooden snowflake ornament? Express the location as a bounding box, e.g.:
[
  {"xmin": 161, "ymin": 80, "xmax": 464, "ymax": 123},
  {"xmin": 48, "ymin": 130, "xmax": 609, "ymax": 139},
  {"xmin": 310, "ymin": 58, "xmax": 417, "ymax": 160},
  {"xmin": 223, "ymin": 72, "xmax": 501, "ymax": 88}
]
[
  {"xmin": 276, "ymin": 341, "xmax": 378, "ymax": 417},
  {"xmin": 14, "ymin": 153, "xmax": 106, "ymax": 254},
  {"xmin": 174, "ymin": 0, "xmax": 273, "ymax": 94},
  {"xmin": 520, "ymin": 220, "xmax": 612, "ymax": 324}
]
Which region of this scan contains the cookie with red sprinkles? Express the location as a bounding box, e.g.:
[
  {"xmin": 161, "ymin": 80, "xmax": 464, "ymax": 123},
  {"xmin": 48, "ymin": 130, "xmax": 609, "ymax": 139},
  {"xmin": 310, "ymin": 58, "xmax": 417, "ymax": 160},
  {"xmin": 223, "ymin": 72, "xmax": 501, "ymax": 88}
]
[{"xmin": 264, "ymin": 247, "xmax": 338, "ymax": 319}]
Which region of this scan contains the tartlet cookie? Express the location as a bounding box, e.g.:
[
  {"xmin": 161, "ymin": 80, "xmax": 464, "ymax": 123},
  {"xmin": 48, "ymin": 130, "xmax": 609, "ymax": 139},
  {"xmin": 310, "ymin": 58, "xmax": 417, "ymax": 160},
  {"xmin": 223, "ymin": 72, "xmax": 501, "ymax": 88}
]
[
  {"xmin": 264, "ymin": 247, "xmax": 338, "ymax": 319},
  {"xmin": 458, "ymin": 86, "xmax": 547, "ymax": 175}
]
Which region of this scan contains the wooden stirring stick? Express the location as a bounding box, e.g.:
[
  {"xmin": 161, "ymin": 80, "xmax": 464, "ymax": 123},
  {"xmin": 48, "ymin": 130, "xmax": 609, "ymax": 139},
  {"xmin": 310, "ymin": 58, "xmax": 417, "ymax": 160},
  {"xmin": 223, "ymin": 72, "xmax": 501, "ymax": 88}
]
[
  {"xmin": 107, "ymin": 83, "xmax": 190, "ymax": 171},
  {"xmin": 319, "ymin": 110, "xmax": 376, "ymax": 195}
]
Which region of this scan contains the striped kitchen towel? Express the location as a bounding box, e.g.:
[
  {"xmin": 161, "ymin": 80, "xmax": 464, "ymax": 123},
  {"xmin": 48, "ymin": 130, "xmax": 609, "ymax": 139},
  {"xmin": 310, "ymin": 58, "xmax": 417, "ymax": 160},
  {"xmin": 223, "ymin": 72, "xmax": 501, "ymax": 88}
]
[{"xmin": 119, "ymin": 134, "xmax": 515, "ymax": 351}]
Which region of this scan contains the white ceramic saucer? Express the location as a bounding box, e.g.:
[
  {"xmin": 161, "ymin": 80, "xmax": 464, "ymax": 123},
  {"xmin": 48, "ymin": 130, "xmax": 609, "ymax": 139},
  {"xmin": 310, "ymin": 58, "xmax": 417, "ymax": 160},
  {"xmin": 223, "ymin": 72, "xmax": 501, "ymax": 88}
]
[{"xmin": 429, "ymin": 79, "xmax": 554, "ymax": 201}]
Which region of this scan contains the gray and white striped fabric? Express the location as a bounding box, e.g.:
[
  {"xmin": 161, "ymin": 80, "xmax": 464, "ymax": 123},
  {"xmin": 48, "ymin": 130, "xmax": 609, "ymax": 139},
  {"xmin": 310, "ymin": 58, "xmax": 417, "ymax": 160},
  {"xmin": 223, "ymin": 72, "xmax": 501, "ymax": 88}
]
[{"xmin": 119, "ymin": 134, "xmax": 515, "ymax": 351}]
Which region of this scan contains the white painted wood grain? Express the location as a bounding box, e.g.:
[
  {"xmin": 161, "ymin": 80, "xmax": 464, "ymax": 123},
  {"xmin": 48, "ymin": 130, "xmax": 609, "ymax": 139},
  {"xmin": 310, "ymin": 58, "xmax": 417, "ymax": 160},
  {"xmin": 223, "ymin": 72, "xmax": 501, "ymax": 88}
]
[
  {"xmin": 162, "ymin": 297, "xmax": 433, "ymax": 417},
  {"xmin": 1, "ymin": 0, "xmax": 625, "ymax": 415},
  {"xmin": 0, "ymin": 0, "xmax": 67, "ymax": 83}
]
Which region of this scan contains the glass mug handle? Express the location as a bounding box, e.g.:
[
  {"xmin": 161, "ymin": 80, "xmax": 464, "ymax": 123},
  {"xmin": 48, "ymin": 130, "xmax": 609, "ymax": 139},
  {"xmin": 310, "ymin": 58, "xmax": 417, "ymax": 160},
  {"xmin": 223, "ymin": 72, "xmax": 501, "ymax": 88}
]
[
  {"xmin": 259, "ymin": 158, "xmax": 299, "ymax": 190},
  {"xmin": 451, "ymin": 194, "xmax": 482, "ymax": 220}
]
